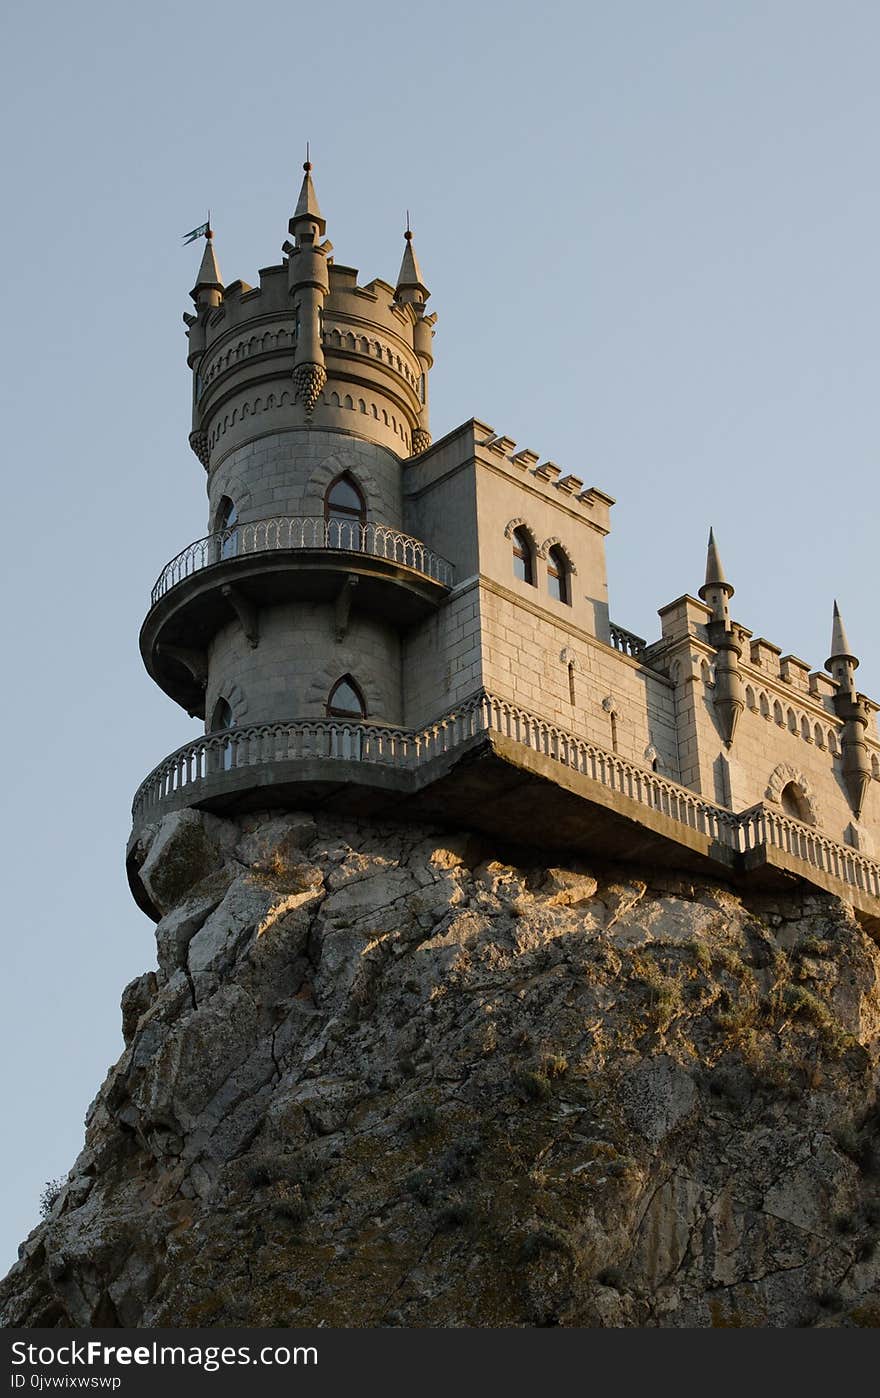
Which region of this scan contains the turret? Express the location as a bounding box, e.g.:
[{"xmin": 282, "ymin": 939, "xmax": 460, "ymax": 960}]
[
  {"xmin": 394, "ymin": 220, "xmax": 435, "ymax": 454},
  {"xmin": 826, "ymin": 601, "xmax": 871, "ymax": 818},
  {"xmin": 698, "ymin": 528, "xmax": 744, "ymax": 746},
  {"xmin": 285, "ymin": 159, "xmax": 331, "ymax": 415},
  {"xmin": 184, "ymin": 227, "xmax": 224, "ymax": 467},
  {"xmin": 190, "ymin": 230, "xmax": 224, "ymax": 314}
]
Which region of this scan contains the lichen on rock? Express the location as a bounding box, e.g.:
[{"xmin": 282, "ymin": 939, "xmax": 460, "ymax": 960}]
[{"xmin": 3, "ymin": 809, "xmax": 880, "ymax": 1328}]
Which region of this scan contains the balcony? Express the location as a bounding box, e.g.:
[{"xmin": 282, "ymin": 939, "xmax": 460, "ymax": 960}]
[
  {"xmin": 128, "ymin": 690, "xmax": 880, "ymax": 930},
  {"xmin": 140, "ymin": 516, "xmax": 455, "ymax": 713}
]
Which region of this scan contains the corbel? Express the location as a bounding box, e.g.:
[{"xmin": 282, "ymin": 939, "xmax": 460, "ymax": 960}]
[
  {"xmin": 157, "ymin": 644, "xmax": 207, "ymax": 688},
  {"xmin": 221, "ymin": 584, "xmax": 259, "ymax": 648}
]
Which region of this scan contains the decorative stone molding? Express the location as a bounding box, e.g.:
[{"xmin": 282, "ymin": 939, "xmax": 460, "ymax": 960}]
[
  {"xmin": 765, "ymin": 762, "xmax": 822, "ymax": 826},
  {"xmin": 411, "ymin": 428, "xmax": 432, "ymax": 455},
  {"xmin": 207, "ymin": 386, "xmax": 412, "ymax": 452},
  {"xmin": 189, "ymin": 431, "xmax": 210, "ymax": 469},
  {"xmin": 324, "ymin": 323, "xmax": 421, "ymax": 391},
  {"xmin": 503, "ymin": 519, "xmax": 540, "ymax": 553},
  {"xmin": 559, "ymin": 647, "xmax": 580, "ymax": 669},
  {"xmin": 541, "ymin": 538, "xmax": 577, "ymax": 573},
  {"xmin": 293, "ymin": 363, "xmax": 327, "ymax": 417}
]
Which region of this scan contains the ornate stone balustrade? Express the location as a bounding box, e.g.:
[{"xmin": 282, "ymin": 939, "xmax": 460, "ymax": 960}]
[
  {"xmin": 609, "ymin": 622, "xmax": 647, "ymax": 660},
  {"xmin": 151, "ymin": 516, "xmax": 455, "ymax": 605},
  {"xmin": 131, "ymin": 689, "xmax": 880, "ymax": 913},
  {"xmin": 739, "ymin": 803, "xmax": 880, "ymax": 900}
]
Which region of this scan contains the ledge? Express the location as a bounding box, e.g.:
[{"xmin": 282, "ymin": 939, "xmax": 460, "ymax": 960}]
[{"xmin": 126, "ymin": 692, "xmax": 880, "ymax": 932}]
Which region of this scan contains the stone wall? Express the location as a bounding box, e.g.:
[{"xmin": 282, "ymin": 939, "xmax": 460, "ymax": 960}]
[
  {"xmin": 207, "ymin": 429, "xmax": 404, "ymax": 533},
  {"xmin": 208, "ymin": 604, "xmax": 403, "ymax": 728},
  {"xmin": 478, "ymin": 584, "xmax": 680, "ymax": 775}
]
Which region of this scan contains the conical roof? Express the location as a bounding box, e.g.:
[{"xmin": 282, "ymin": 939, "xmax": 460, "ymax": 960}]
[
  {"xmin": 827, "ymin": 599, "xmax": 858, "ymax": 668},
  {"xmin": 395, "ymin": 226, "xmax": 429, "ymax": 301},
  {"xmin": 698, "ymin": 527, "xmax": 733, "ymax": 601},
  {"xmin": 190, "ymin": 231, "xmax": 223, "ymax": 301},
  {"xmin": 289, "ymin": 161, "xmax": 326, "ymax": 236}
]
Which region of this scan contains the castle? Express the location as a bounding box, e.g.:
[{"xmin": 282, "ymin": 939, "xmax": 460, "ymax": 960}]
[{"xmin": 127, "ymin": 163, "xmax": 880, "ymax": 930}]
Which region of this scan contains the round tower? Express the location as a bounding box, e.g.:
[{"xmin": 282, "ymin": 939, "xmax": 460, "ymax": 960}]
[{"xmin": 130, "ymin": 168, "xmax": 450, "ymax": 910}]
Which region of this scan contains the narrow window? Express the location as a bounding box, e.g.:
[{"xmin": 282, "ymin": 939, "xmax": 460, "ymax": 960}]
[
  {"xmin": 215, "ymin": 496, "xmax": 238, "ymax": 561},
  {"xmin": 324, "ymin": 474, "xmax": 366, "ymax": 551},
  {"xmin": 781, "ymin": 781, "xmax": 811, "ymax": 824},
  {"xmin": 567, "ymin": 661, "xmax": 576, "ymax": 706},
  {"xmin": 210, "ymin": 697, "xmax": 235, "ymax": 771},
  {"xmin": 547, "ymin": 545, "xmax": 570, "ymax": 604},
  {"xmin": 512, "ymin": 528, "xmax": 534, "ymax": 585}
]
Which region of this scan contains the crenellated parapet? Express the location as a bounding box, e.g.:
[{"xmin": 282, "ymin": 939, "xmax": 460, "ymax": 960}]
[
  {"xmin": 464, "ymin": 419, "xmax": 614, "ymax": 533},
  {"xmin": 184, "ymin": 172, "xmax": 435, "ymax": 470}
]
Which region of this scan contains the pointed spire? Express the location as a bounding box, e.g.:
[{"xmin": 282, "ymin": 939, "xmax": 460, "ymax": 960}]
[
  {"xmin": 704, "ymin": 527, "xmax": 729, "ymax": 591},
  {"xmin": 698, "ymin": 527, "xmax": 734, "ymax": 620},
  {"xmin": 828, "ymin": 599, "xmax": 857, "ymax": 666},
  {"xmin": 395, "ymin": 216, "xmax": 430, "ymax": 304},
  {"xmin": 190, "ymin": 227, "xmax": 223, "ymax": 307},
  {"xmin": 289, "ymin": 151, "xmax": 326, "ymax": 238}
]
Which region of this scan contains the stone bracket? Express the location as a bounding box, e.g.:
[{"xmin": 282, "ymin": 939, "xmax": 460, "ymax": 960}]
[
  {"xmin": 157, "ymin": 644, "xmax": 207, "ymax": 688},
  {"xmin": 221, "ymin": 584, "xmax": 259, "ymax": 649},
  {"xmin": 334, "ymin": 574, "xmax": 359, "ymax": 642}
]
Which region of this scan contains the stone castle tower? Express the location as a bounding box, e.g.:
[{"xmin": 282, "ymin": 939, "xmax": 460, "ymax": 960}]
[{"xmin": 128, "ymin": 165, "xmax": 880, "ymax": 931}]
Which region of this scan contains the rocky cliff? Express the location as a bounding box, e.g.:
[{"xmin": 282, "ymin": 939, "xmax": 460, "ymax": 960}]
[{"xmin": 3, "ymin": 808, "xmax": 880, "ymax": 1328}]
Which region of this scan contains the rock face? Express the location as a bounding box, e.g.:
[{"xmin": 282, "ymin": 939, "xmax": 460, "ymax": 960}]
[{"xmin": 3, "ymin": 809, "xmax": 880, "ymax": 1328}]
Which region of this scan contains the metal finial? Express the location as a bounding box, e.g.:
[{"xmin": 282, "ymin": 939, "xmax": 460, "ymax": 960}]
[
  {"xmin": 405, "ymin": 208, "xmax": 412, "ymax": 241},
  {"xmin": 304, "ymin": 141, "xmax": 312, "ymax": 172},
  {"xmin": 206, "ymin": 209, "xmax": 212, "ymax": 239}
]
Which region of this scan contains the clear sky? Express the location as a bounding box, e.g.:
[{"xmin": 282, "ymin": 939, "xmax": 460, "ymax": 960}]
[{"xmin": 1, "ymin": 0, "xmax": 878, "ymax": 1269}]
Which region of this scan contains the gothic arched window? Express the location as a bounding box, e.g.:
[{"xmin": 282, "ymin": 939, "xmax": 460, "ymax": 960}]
[
  {"xmin": 327, "ymin": 675, "xmax": 366, "ymax": 720},
  {"xmin": 327, "ymin": 675, "xmax": 366, "ymax": 759},
  {"xmin": 512, "ymin": 527, "xmax": 535, "ymax": 586},
  {"xmin": 324, "ymin": 474, "xmax": 365, "ymax": 550},
  {"xmin": 547, "ymin": 545, "xmax": 571, "ymax": 604}
]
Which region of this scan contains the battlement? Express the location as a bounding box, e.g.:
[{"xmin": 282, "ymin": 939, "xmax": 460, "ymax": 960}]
[
  {"xmin": 405, "ymin": 417, "xmax": 613, "ymax": 535},
  {"xmin": 655, "ymin": 593, "xmax": 879, "ymax": 740}
]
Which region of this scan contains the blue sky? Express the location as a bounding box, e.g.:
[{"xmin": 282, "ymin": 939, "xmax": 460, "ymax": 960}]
[{"xmin": 1, "ymin": 0, "xmax": 878, "ymax": 1268}]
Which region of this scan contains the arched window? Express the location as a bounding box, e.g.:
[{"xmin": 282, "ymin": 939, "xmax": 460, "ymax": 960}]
[
  {"xmin": 327, "ymin": 675, "xmax": 366, "ymax": 719},
  {"xmin": 324, "ymin": 474, "xmax": 366, "ymax": 551},
  {"xmin": 546, "ymin": 545, "xmax": 571, "ymax": 605},
  {"xmin": 781, "ymin": 781, "xmax": 812, "ymax": 824},
  {"xmin": 215, "ymin": 496, "xmax": 239, "ymax": 561},
  {"xmin": 210, "ymin": 697, "xmax": 235, "ymax": 771},
  {"xmin": 512, "ymin": 527, "xmax": 534, "ymax": 585},
  {"xmin": 327, "ymin": 675, "xmax": 366, "ymax": 759}
]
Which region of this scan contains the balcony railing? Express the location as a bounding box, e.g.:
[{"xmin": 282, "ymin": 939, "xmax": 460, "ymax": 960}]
[
  {"xmin": 609, "ymin": 622, "xmax": 647, "ymax": 660},
  {"xmin": 130, "ymin": 689, "xmax": 880, "ymax": 906},
  {"xmin": 151, "ymin": 516, "xmax": 456, "ymax": 605},
  {"xmin": 739, "ymin": 803, "xmax": 880, "ymax": 900}
]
